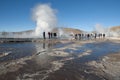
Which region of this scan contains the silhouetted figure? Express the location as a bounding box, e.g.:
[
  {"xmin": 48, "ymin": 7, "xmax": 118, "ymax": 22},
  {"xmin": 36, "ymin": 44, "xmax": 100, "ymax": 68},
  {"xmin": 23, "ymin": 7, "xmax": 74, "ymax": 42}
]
[
  {"xmin": 87, "ymin": 34, "xmax": 90, "ymax": 40},
  {"xmin": 48, "ymin": 32, "xmax": 50, "ymax": 39},
  {"xmin": 43, "ymin": 32, "xmax": 46, "ymax": 39},
  {"xmin": 54, "ymin": 33, "xmax": 57, "ymax": 38},
  {"xmin": 78, "ymin": 34, "xmax": 81, "ymax": 40},
  {"xmin": 100, "ymin": 33, "xmax": 102, "ymax": 38},
  {"xmin": 81, "ymin": 34, "xmax": 84, "ymax": 39},
  {"xmin": 75, "ymin": 34, "xmax": 77, "ymax": 40},
  {"xmin": 95, "ymin": 33, "xmax": 97, "ymax": 39},
  {"xmin": 103, "ymin": 34, "xmax": 105, "ymax": 38},
  {"xmin": 98, "ymin": 34, "xmax": 101, "ymax": 38},
  {"xmin": 50, "ymin": 32, "xmax": 53, "ymax": 38}
]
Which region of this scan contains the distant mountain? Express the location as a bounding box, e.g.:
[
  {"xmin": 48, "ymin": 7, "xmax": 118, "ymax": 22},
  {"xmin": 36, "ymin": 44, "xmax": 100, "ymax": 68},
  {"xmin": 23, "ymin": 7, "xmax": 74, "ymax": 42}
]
[
  {"xmin": 52, "ymin": 27, "xmax": 83, "ymax": 34},
  {"xmin": 62, "ymin": 28, "xmax": 83, "ymax": 34},
  {"xmin": 110, "ymin": 26, "xmax": 120, "ymax": 31},
  {"xmin": 109, "ymin": 26, "xmax": 120, "ymax": 37},
  {"xmin": 0, "ymin": 27, "xmax": 83, "ymax": 38}
]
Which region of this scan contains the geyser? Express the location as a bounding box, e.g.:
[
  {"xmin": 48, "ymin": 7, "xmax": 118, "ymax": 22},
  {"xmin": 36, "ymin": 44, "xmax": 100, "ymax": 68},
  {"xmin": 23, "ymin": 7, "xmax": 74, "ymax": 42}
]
[
  {"xmin": 32, "ymin": 3, "xmax": 57, "ymax": 37},
  {"xmin": 95, "ymin": 24, "xmax": 106, "ymax": 33},
  {"xmin": 94, "ymin": 24, "xmax": 120, "ymax": 37}
]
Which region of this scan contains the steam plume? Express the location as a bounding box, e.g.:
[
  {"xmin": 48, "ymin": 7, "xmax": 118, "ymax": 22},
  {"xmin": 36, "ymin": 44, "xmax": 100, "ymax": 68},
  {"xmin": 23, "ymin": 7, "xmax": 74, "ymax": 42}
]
[
  {"xmin": 32, "ymin": 3, "xmax": 57, "ymax": 37},
  {"xmin": 95, "ymin": 24, "xmax": 106, "ymax": 33}
]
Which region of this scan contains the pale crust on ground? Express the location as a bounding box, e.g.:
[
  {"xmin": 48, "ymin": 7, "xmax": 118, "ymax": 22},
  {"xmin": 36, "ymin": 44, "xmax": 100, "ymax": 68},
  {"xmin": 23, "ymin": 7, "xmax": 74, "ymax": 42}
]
[{"xmin": 87, "ymin": 52, "xmax": 120, "ymax": 80}]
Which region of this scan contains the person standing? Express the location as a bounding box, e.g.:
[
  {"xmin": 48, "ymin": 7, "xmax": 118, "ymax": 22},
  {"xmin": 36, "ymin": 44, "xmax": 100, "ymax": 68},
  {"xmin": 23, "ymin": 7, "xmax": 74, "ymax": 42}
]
[
  {"xmin": 78, "ymin": 34, "xmax": 81, "ymax": 40},
  {"xmin": 103, "ymin": 34, "xmax": 105, "ymax": 38},
  {"xmin": 95, "ymin": 33, "xmax": 97, "ymax": 39},
  {"xmin": 50, "ymin": 32, "xmax": 53, "ymax": 39},
  {"xmin": 75, "ymin": 34, "xmax": 77, "ymax": 40},
  {"xmin": 54, "ymin": 33, "xmax": 57, "ymax": 38},
  {"xmin": 98, "ymin": 33, "xmax": 101, "ymax": 39},
  {"xmin": 87, "ymin": 34, "xmax": 90, "ymax": 40},
  {"xmin": 43, "ymin": 32, "xmax": 46, "ymax": 39},
  {"xmin": 48, "ymin": 32, "xmax": 50, "ymax": 39},
  {"xmin": 81, "ymin": 34, "xmax": 84, "ymax": 40}
]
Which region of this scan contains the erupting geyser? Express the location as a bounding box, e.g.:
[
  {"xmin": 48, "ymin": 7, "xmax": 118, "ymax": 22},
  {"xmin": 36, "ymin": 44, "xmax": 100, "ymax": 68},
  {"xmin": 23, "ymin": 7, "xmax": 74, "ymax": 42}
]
[{"xmin": 32, "ymin": 3, "xmax": 57, "ymax": 37}]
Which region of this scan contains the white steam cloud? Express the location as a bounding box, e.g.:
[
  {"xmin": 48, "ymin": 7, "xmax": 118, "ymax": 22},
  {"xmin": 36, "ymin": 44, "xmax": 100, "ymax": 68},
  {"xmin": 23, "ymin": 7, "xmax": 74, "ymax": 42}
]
[
  {"xmin": 94, "ymin": 24, "xmax": 120, "ymax": 37},
  {"xmin": 32, "ymin": 3, "xmax": 57, "ymax": 37},
  {"xmin": 95, "ymin": 24, "xmax": 106, "ymax": 33},
  {"xmin": 94, "ymin": 24, "xmax": 110, "ymax": 37}
]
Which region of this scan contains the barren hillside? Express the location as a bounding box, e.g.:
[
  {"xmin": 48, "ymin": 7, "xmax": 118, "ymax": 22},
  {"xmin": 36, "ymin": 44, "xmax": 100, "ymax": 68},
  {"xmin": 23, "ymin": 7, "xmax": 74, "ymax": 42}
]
[{"xmin": 110, "ymin": 26, "xmax": 120, "ymax": 31}]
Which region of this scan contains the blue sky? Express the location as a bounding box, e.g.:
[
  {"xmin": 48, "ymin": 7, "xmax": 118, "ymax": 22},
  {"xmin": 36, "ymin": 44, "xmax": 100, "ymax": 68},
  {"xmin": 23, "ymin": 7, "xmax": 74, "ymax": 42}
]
[{"xmin": 0, "ymin": 0, "xmax": 120, "ymax": 32}]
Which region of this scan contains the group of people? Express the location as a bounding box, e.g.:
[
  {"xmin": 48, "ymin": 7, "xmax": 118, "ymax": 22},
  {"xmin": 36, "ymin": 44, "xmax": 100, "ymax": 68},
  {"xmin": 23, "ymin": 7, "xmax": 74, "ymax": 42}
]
[
  {"xmin": 75, "ymin": 33, "xmax": 106, "ymax": 40},
  {"xmin": 43, "ymin": 31, "xmax": 106, "ymax": 40},
  {"xmin": 43, "ymin": 32, "xmax": 57, "ymax": 39}
]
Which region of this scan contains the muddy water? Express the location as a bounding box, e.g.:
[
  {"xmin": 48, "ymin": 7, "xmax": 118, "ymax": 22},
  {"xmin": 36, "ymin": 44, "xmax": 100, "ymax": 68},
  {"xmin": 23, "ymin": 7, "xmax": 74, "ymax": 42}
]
[{"xmin": 0, "ymin": 41, "xmax": 120, "ymax": 80}]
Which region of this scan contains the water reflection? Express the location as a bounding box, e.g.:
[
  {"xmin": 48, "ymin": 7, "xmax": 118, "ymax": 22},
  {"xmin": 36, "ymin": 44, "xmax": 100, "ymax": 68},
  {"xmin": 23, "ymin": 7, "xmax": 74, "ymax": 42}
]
[
  {"xmin": 0, "ymin": 42, "xmax": 58, "ymax": 80},
  {"xmin": 43, "ymin": 42, "xmax": 46, "ymax": 49},
  {"xmin": 1, "ymin": 41, "xmax": 120, "ymax": 80},
  {"xmin": 0, "ymin": 43, "xmax": 37, "ymax": 62},
  {"xmin": 48, "ymin": 42, "xmax": 52, "ymax": 48},
  {"xmin": 42, "ymin": 42, "xmax": 53, "ymax": 49},
  {"xmin": 0, "ymin": 41, "xmax": 56, "ymax": 62},
  {"xmin": 0, "ymin": 41, "xmax": 63, "ymax": 62}
]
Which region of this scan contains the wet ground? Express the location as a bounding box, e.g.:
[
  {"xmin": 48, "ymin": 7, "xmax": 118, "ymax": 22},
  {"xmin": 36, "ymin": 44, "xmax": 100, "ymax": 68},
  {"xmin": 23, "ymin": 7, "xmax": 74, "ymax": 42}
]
[{"xmin": 0, "ymin": 40, "xmax": 120, "ymax": 80}]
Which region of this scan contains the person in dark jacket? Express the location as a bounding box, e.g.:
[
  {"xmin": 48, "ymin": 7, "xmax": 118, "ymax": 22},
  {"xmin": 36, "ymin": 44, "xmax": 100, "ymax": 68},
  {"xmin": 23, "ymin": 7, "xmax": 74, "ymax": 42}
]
[
  {"xmin": 43, "ymin": 32, "xmax": 46, "ymax": 39},
  {"xmin": 50, "ymin": 32, "xmax": 53, "ymax": 38},
  {"xmin": 48, "ymin": 32, "xmax": 50, "ymax": 39},
  {"xmin": 95, "ymin": 33, "xmax": 97, "ymax": 39},
  {"xmin": 103, "ymin": 34, "xmax": 105, "ymax": 38},
  {"xmin": 54, "ymin": 33, "xmax": 57, "ymax": 38},
  {"xmin": 75, "ymin": 34, "xmax": 77, "ymax": 40},
  {"xmin": 78, "ymin": 34, "xmax": 81, "ymax": 40},
  {"xmin": 87, "ymin": 34, "xmax": 90, "ymax": 40}
]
